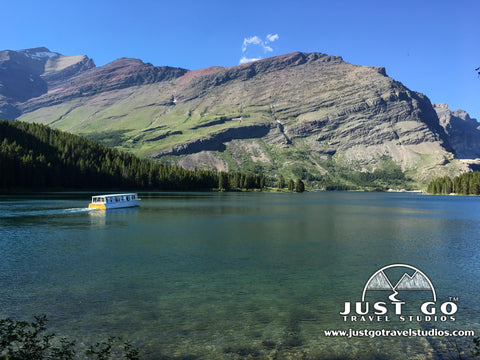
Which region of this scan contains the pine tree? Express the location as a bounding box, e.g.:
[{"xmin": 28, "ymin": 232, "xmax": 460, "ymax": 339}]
[
  {"xmin": 295, "ymin": 179, "xmax": 305, "ymax": 193},
  {"xmin": 259, "ymin": 174, "xmax": 266, "ymax": 189},
  {"xmin": 218, "ymin": 172, "xmax": 229, "ymax": 191},
  {"xmin": 288, "ymin": 179, "xmax": 295, "ymax": 192},
  {"xmin": 277, "ymin": 175, "xmax": 285, "ymax": 189}
]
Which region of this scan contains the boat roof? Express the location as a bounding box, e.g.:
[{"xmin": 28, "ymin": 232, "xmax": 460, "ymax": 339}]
[{"xmin": 92, "ymin": 193, "xmax": 138, "ymax": 198}]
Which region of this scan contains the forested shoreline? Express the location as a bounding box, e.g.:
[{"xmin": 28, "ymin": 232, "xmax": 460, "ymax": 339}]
[
  {"xmin": 426, "ymin": 172, "xmax": 480, "ymax": 195},
  {"xmin": 0, "ymin": 120, "xmax": 266, "ymax": 192}
]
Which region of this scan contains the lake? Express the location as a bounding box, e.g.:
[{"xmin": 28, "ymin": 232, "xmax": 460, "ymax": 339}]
[{"xmin": 0, "ymin": 191, "xmax": 479, "ymax": 359}]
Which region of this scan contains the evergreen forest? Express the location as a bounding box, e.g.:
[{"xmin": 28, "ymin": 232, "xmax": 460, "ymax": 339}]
[
  {"xmin": 426, "ymin": 172, "xmax": 480, "ymax": 195},
  {"xmin": 0, "ymin": 120, "xmax": 266, "ymax": 191}
]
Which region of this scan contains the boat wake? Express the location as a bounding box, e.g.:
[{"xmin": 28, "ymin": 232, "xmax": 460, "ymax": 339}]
[
  {"xmin": 65, "ymin": 207, "xmax": 96, "ymax": 214},
  {"xmin": 0, "ymin": 207, "xmax": 94, "ymax": 218}
]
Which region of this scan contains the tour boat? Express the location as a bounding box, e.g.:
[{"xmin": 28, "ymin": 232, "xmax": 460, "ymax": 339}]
[{"xmin": 88, "ymin": 193, "xmax": 141, "ymax": 210}]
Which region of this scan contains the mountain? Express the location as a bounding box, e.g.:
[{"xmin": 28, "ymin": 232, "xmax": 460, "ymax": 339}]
[
  {"xmin": 2, "ymin": 47, "xmax": 477, "ymax": 187},
  {"xmin": 0, "ymin": 47, "xmax": 95, "ymax": 118},
  {"xmin": 434, "ymin": 103, "xmax": 480, "ymax": 159}
]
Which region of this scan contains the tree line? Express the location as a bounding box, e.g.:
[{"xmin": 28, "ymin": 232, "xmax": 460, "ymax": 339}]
[
  {"xmin": 276, "ymin": 175, "xmax": 305, "ymax": 192},
  {"xmin": 0, "ymin": 120, "xmax": 266, "ymax": 192},
  {"xmin": 426, "ymin": 172, "xmax": 480, "ymax": 195}
]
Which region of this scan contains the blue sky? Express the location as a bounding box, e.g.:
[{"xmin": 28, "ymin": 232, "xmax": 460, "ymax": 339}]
[{"xmin": 3, "ymin": 0, "xmax": 479, "ymax": 119}]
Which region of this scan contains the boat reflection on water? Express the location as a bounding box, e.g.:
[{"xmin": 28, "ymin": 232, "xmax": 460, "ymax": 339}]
[{"xmin": 88, "ymin": 205, "xmax": 139, "ymax": 228}]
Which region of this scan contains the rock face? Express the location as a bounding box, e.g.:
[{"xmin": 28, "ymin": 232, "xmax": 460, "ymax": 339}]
[
  {"xmin": 2, "ymin": 48, "xmax": 477, "ymax": 182},
  {"xmin": 434, "ymin": 103, "xmax": 480, "ymax": 159},
  {"xmin": 0, "ymin": 47, "xmax": 187, "ymax": 117},
  {"xmin": 0, "ymin": 47, "xmax": 95, "ymax": 118},
  {"xmin": 19, "ymin": 58, "xmax": 187, "ymax": 114}
]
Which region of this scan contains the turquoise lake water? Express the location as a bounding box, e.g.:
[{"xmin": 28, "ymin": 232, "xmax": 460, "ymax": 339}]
[{"xmin": 0, "ymin": 191, "xmax": 479, "ymax": 359}]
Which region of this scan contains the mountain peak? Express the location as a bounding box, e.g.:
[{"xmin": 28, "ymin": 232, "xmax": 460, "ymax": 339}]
[
  {"xmin": 18, "ymin": 47, "xmax": 60, "ymax": 60},
  {"xmin": 20, "ymin": 46, "xmax": 51, "ymax": 52},
  {"xmin": 239, "ymin": 51, "xmax": 343, "ymax": 66},
  {"xmin": 177, "ymin": 51, "xmax": 347, "ymax": 90},
  {"xmin": 106, "ymin": 57, "xmax": 147, "ymax": 66},
  {"xmin": 0, "ymin": 47, "xmax": 95, "ymax": 117},
  {"xmin": 239, "ymin": 51, "xmax": 344, "ymax": 71}
]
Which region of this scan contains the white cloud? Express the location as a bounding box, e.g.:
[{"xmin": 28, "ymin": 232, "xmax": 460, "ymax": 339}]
[
  {"xmin": 239, "ymin": 56, "xmax": 262, "ymax": 64},
  {"xmin": 264, "ymin": 45, "xmax": 273, "ymax": 53},
  {"xmin": 266, "ymin": 33, "xmax": 279, "ymax": 42},
  {"xmin": 239, "ymin": 33, "xmax": 279, "ymax": 64},
  {"xmin": 242, "ymin": 36, "xmax": 262, "ymax": 52}
]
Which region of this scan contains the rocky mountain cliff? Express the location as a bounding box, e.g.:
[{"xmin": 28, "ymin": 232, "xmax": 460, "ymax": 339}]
[
  {"xmin": 434, "ymin": 103, "xmax": 480, "ymax": 159},
  {"xmin": 0, "ymin": 47, "xmax": 95, "ymax": 118},
  {"xmin": 2, "ymin": 48, "xmax": 478, "ymax": 186}
]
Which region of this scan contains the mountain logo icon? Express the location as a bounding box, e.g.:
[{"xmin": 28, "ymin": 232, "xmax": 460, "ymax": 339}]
[{"xmin": 361, "ymin": 264, "xmax": 436, "ymax": 302}]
